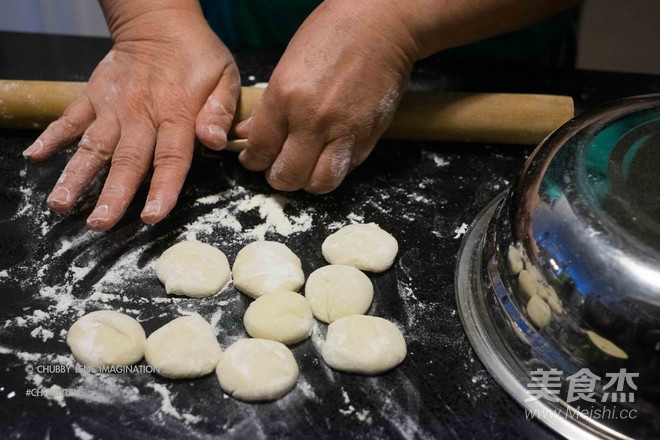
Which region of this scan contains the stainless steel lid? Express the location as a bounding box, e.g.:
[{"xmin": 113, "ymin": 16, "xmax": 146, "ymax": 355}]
[{"xmin": 456, "ymin": 95, "xmax": 660, "ymax": 439}]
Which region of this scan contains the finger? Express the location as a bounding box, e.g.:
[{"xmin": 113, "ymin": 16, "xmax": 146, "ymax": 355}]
[
  {"xmin": 141, "ymin": 121, "xmax": 195, "ymax": 224},
  {"xmin": 195, "ymin": 65, "xmax": 240, "ymax": 151},
  {"xmin": 348, "ymin": 134, "xmax": 380, "ymax": 172},
  {"xmin": 47, "ymin": 116, "xmax": 121, "ymax": 212},
  {"xmin": 238, "ymin": 98, "xmax": 287, "ymax": 172},
  {"xmin": 87, "ymin": 126, "xmax": 156, "ymax": 231},
  {"xmin": 23, "ymin": 95, "xmax": 95, "ymax": 160},
  {"xmin": 234, "ymin": 116, "xmax": 251, "ymax": 138},
  {"xmin": 303, "ymin": 136, "xmax": 356, "ymax": 195},
  {"xmin": 265, "ymin": 131, "xmax": 324, "ymax": 192}
]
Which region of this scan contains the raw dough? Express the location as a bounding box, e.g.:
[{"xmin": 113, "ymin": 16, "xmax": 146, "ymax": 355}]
[
  {"xmin": 518, "ymin": 270, "xmax": 539, "ymax": 300},
  {"xmin": 216, "ymin": 338, "xmax": 299, "ymax": 401},
  {"xmin": 243, "ymin": 291, "xmax": 314, "ymax": 345},
  {"xmin": 155, "ymin": 240, "xmax": 231, "ymax": 298},
  {"xmin": 67, "ymin": 310, "xmax": 146, "ymax": 369},
  {"xmin": 322, "ymin": 223, "xmax": 398, "ymax": 272},
  {"xmin": 587, "ymin": 330, "xmax": 628, "ymax": 360},
  {"xmin": 526, "ymin": 295, "xmax": 552, "ymax": 328},
  {"xmin": 322, "ymin": 315, "xmax": 406, "ymax": 375},
  {"xmin": 145, "ymin": 315, "xmax": 222, "ymax": 379},
  {"xmin": 507, "ymin": 245, "xmax": 523, "ymax": 275},
  {"xmin": 232, "ymin": 241, "xmax": 305, "ymax": 298},
  {"xmin": 536, "ymin": 283, "xmax": 550, "ymax": 300},
  {"xmin": 547, "ymin": 295, "xmax": 564, "ymax": 315},
  {"xmin": 305, "ymin": 265, "xmax": 374, "ymax": 323}
]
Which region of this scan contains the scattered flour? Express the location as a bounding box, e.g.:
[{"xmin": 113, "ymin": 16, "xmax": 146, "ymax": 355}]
[
  {"xmin": 453, "ymin": 223, "xmax": 469, "ymax": 239},
  {"xmin": 147, "ymin": 383, "xmax": 201, "ymax": 424},
  {"xmin": 186, "ymin": 185, "xmax": 313, "ymax": 240},
  {"xmin": 1, "ymin": 153, "xmax": 453, "ymax": 439},
  {"xmin": 423, "ymin": 151, "xmax": 450, "ymax": 167}
]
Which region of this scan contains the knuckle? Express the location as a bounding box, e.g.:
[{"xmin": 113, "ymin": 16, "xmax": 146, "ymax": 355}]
[
  {"xmin": 110, "ymin": 149, "xmax": 148, "ymax": 175},
  {"xmin": 268, "ymin": 164, "xmax": 305, "ymax": 191},
  {"xmin": 153, "ymin": 149, "xmax": 191, "ymax": 171},
  {"xmin": 78, "ymin": 135, "xmax": 112, "ymax": 163},
  {"xmin": 306, "ymin": 174, "xmax": 341, "ymax": 195},
  {"xmin": 246, "ymin": 138, "xmax": 278, "ymax": 159},
  {"xmin": 102, "ymin": 182, "xmax": 130, "ymax": 200},
  {"xmin": 51, "ymin": 114, "xmax": 80, "ymax": 135},
  {"xmin": 158, "ymin": 111, "xmax": 193, "ymax": 128}
]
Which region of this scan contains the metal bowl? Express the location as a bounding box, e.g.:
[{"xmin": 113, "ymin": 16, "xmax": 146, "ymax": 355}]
[{"xmin": 456, "ymin": 95, "xmax": 660, "ymax": 439}]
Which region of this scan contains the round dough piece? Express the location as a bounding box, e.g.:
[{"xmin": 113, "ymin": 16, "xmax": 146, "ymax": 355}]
[
  {"xmin": 322, "ymin": 223, "xmax": 398, "ymax": 272},
  {"xmin": 507, "ymin": 245, "xmax": 523, "ymax": 275},
  {"xmin": 518, "ymin": 270, "xmax": 539, "ymax": 300},
  {"xmin": 155, "ymin": 240, "xmax": 231, "ymax": 298},
  {"xmin": 232, "ymin": 241, "xmax": 305, "ymax": 298},
  {"xmin": 67, "ymin": 310, "xmax": 146, "ymax": 369},
  {"xmin": 243, "ymin": 291, "xmax": 314, "ymax": 345},
  {"xmin": 305, "ymin": 265, "xmax": 374, "ymax": 323},
  {"xmin": 322, "ymin": 315, "xmax": 406, "ymax": 375},
  {"xmin": 216, "ymin": 338, "xmax": 299, "ymax": 401},
  {"xmin": 145, "ymin": 315, "xmax": 222, "ymax": 379},
  {"xmin": 526, "ymin": 295, "xmax": 552, "ymax": 328}
]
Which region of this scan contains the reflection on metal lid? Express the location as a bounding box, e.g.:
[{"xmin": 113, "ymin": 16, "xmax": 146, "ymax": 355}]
[{"xmin": 457, "ymin": 95, "xmax": 660, "ymax": 439}]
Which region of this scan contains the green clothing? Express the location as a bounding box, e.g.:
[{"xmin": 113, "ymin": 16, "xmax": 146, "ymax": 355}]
[
  {"xmin": 200, "ymin": 0, "xmax": 322, "ymax": 50},
  {"xmin": 200, "ymin": 0, "xmax": 578, "ymax": 66}
]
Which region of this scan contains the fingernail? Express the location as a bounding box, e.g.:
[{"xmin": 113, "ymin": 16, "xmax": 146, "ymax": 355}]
[
  {"xmin": 47, "ymin": 187, "xmax": 71, "ymax": 206},
  {"xmin": 208, "ymin": 125, "xmax": 226, "ymax": 141},
  {"xmin": 23, "ymin": 140, "xmax": 43, "ymax": 157},
  {"xmin": 141, "ymin": 199, "xmax": 161, "ymax": 218},
  {"xmin": 87, "ymin": 204, "xmax": 110, "ymax": 226}
]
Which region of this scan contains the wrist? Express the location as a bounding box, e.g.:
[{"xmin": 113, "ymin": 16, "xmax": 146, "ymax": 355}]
[
  {"xmin": 316, "ymin": 0, "xmax": 420, "ymax": 71},
  {"xmin": 99, "ymin": 0, "xmax": 205, "ymax": 43}
]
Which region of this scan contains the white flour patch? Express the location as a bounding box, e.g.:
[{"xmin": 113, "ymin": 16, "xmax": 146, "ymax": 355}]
[
  {"xmin": 423, "ymin": 151, "xmax": 450, "ymax": 167},
  {"xmin": 147, "ymin": 383, "xmax": 201, "ymax": 423},
  {"xmin": 347, "ymin": 212, "xmax": 364, "ymax": 223},
  {"xmin": 72, "ymin": 423, "xmax": 94, "ymax": 440},
  {"xmin": 185, "ymin": 186, "xmax": 314, "ymax": 241},
  {"xmin": 453, "ymin": 223, "xmax": 468, "ymax": 239}
]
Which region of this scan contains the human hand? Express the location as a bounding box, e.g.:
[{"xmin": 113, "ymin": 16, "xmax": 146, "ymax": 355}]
[
  {"xmin": 23, "ymin": 3, "xmax": 240, "ymax": 231},
  {"xmin": 235, "ymin": 0, "xmax": 419, "ymax": 194}
]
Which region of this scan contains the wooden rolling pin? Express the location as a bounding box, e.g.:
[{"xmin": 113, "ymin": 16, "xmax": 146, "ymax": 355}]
[{"xmin": 0, "ymin": 79, "xmax": 573, "ymax": 145}]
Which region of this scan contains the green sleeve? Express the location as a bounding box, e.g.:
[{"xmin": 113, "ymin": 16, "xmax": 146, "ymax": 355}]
[{"xmin": 200, "ymin": 0, "xmax": 578, "ymax": 66}]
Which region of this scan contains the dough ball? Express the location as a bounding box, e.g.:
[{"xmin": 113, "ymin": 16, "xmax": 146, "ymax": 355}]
[
  {"xmin": 305, "ymin": 265, "xmax": 374, "ymax": 323},
  {"xmin": 536, "ymin": 283, "xmax": 550, "ymax": 300},
  {"xmin": 155, "ymin": 240, "xmax": 231, "ymax": 298},
  {"xmin": 518, "ymin": 270, "xmax": 539, "ymax": 300},
  {"xmin": 67, "ymin": 310, "xmax": 146, "ymax": 369},
  {"xmin": 216, "ymin": 338, "xmax": 299, "ymax": 401},
  {"xmin": 322, "ymin": 223, "xmax": 398, "ymax": 272},
  {"xmin": 322, "ymin": 315, "xmax": 406, "ymax": 375},
  {"xmin": 547, "ymin": 296, "xmax": 564, "ymax": 315},
  {"xmin": 243, "ymin": 291, "xmax": 314, "ymax": 345},
  {"xmin": 526, "ymin": 295, "xmax": 552, "ymax": 328},
  {"xmin": 586, "ymin": 330, "xmax": 628, "ymax": 360},
  {"xmin": 507, "ymin": 245, "xmax": 523, "ymax": 275},
  {"xmin": 145, "ymin": 315, "xmax": 222, "ymax": 379},
  {"xmin": 232, "ymin": 241, "xmax": 305, "ymax": 299}
]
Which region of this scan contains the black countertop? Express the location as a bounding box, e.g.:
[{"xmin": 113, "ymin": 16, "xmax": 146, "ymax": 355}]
[{"xmin": 0, "ymin": 31, "xmax": 659, "ymax": 440}]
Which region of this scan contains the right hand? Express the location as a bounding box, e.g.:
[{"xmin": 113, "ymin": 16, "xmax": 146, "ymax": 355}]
[{"xmin": 23, "ymin": 3, "xmax": 240, "ymax": 231}]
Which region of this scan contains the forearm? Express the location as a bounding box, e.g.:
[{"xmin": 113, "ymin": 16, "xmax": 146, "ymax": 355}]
[
  {"xmin": 324, "ymin": 0, "xmax": 582, "ymax": 64},
  {"xmin": 397, "ymin": 0, "xmax": 584, "ymax": 61}
]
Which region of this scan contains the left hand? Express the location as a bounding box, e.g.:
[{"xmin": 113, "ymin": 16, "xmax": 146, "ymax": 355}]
[{"xmin": 235, "ymin": 0, "xmax": 419, "ymax": 194}]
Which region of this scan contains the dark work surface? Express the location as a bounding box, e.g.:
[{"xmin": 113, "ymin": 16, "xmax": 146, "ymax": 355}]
[{"xmin": 0, "ymin": 31, "xmax": 659, "ymax": 440}]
